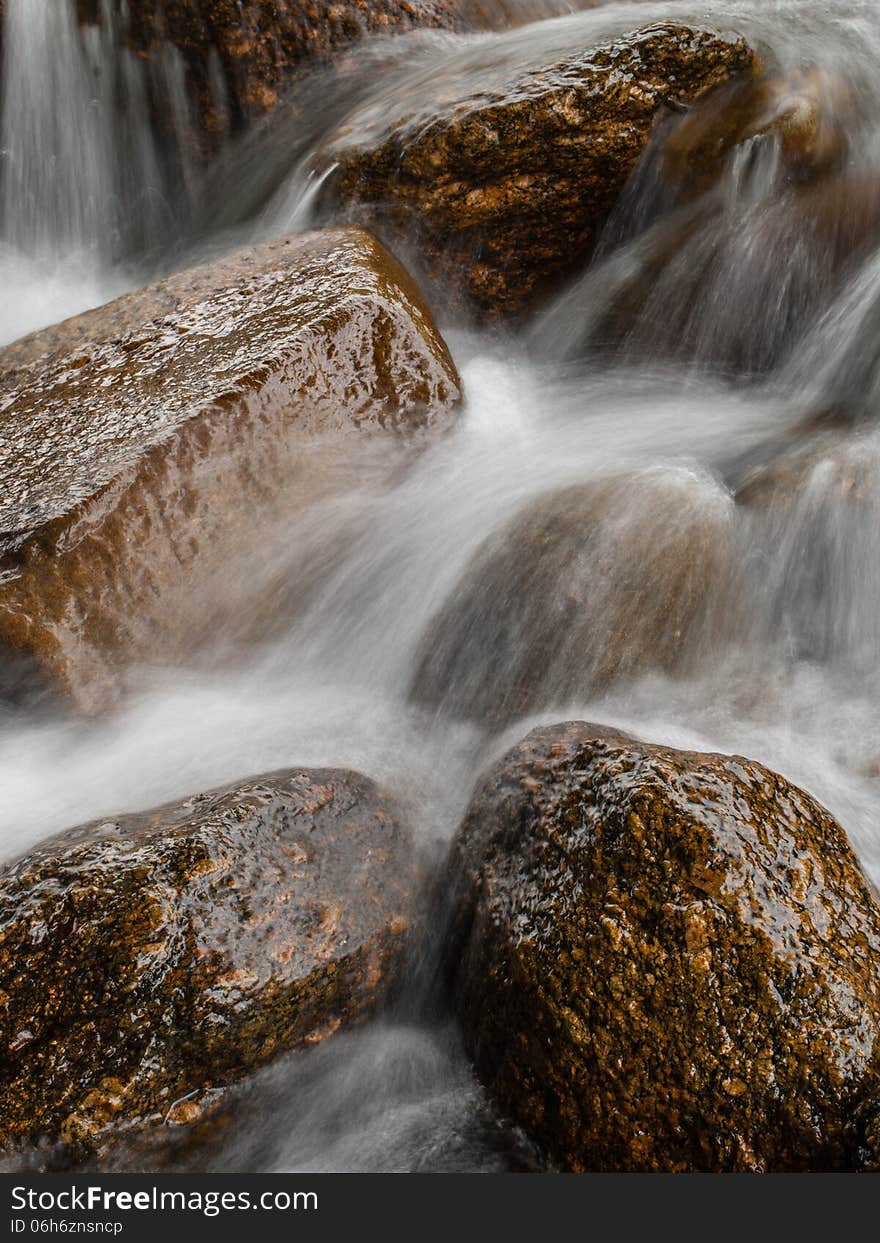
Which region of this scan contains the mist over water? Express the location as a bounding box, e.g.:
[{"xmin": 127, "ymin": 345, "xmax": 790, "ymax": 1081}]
[{"xmin": 4, "ymin": 0, "xmax": 880, "ymax": 1171}]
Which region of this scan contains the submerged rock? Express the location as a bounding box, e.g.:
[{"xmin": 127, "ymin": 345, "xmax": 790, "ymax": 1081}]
[
  {"xmin": 410, "ymin": 467, "xmax": 739, "ymax": 727},
  {"xmin": 561, "ymin": 171, "xmax": 880, "ymax": 372},
  {"xmin": 736, "ymin": 432, "xmax": 880, "ymax": 674},
  {"xmin": 0, "ymin": 767, "xmax": 415, "ymax": 1157},
  {"xmin": 450, "ymin": 721, "xmax": 880, "ymax": 1171},
  {"xmin": 0, "ymin": 227, "xmax": 460, "ymax": 711},
  {"xmin": 662, "ymin": 69, "xmax": 852, "ymax": 196},
  {"xmin": 331, "ymin": 23, "xmax": 760, "ymax": 316}
]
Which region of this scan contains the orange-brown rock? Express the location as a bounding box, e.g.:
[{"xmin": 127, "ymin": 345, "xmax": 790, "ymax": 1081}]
[
  {"xmin": 450, "ymin": 722, "xmax": 880, "ymax": 1171},
  {"xmin": 0, "ymin": 767, "xmax": 415, "ymax": 1158},
  {"xmin": 72, "ymin": 1, "xmax": 463, "ymax": 154},
  {"xmin": 331, "ymin": 23, "xmax": 760, "ymax": 317},
  {"xmin": 410, "ymin": 467, "xmax": 739, "ymax": 726},
  {"xmin": 0, "ymin": 227, "xmax": 460, "ymax": 710}
]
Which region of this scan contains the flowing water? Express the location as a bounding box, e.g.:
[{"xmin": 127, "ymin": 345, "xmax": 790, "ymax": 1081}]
[{"xmin": 3, "ymin": 0, "xmax": 880, "ymax": 1171}]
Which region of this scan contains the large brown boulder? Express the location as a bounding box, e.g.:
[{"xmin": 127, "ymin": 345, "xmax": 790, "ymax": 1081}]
[
  {"xmin": 410, "ymin": 467, "xmax": 739, "ymax": 727},
  {"xmin": 0, "ymin": 228, "xmax": 460, "ymax": 711},
  {"xmin": 450, "ymin": 722, "xmax": 880, "ymax": 1171},
  {"xmin": 330, "ymin": 23, "xmax": 760, "ymax": 317},
  {"xmin": 0, "ymin": 767, "xmax": 415, "ymax": 1158}
]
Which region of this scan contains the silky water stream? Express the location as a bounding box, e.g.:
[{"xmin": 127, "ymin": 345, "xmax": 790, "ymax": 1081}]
[{"xmin": 3, "ymin": 0, "xmax": 880, "ymax": 1170}]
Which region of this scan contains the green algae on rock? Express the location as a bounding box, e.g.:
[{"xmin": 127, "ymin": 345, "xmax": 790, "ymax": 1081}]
[
  {"xmin": 0, "ymin": 767, "xmax": 415, "ymax": 1158},
  {"xmin": 0, "ymin": 227, "xmax": 460, "ymax": 711},
  {"xmin": 450, "ymin": 722, "xmax": 880, "ymax": 1171},
  {"xmin": 410, "ymin": 467, "xmax": 740, "ymax": 727},
  {"xmin": 331, "ymin": 23, "xmax": 761, "ymax": 317}
]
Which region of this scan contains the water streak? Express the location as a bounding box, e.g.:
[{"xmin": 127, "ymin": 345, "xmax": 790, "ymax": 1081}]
[{"xmin": 4, "ymin": 0, "xmax": 880, "ymax": 1173}]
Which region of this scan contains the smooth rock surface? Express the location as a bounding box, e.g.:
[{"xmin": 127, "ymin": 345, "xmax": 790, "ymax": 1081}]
[
  {"xmin": 564, "ymin": 171, "xmax": 880, "ymax": 372},
  {"xmin": 0, "ymin": 767, "xmax": 415, "ymax": 1157},
  {"xmin": 736, "ymin": 431, "xmax": 880, "ymax": 673},
  {"xmin": 0, "ymin": 227, "xmax": 460, "ymax": 710},
  {"xmin": 450, "ymin": 722, "xmax": 880, "ymax": 1171},
  {"xmin": 410, "ymin": 467, "xmax": 739, "ymax": 726}
]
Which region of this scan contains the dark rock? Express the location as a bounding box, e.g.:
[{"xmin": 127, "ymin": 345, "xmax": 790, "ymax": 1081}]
[
  {"xmin": 450, "ymin": 721, "xmax": 880, "ymax": 1171},
  {"xmin": 0, "ymin": 228, "xmax": 460, "ymax": 712},
  {"xmin": 854, "ymin": 1092, "xmax": 880, "ymax": 1170},
  {"xmin": 0, "ymin": 767, "xmax": 415, "ymax": 1157},
  {"xmin": 410, "ymin": 468, "xmax": 739, "ymax": 727},
  {"xmin": 331, "ymin": 23, "xmax": 760, "ymax": 317}
]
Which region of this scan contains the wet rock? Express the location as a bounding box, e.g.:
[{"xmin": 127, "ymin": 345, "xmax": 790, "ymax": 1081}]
[
  {"xmin": 73, "ymin": 0, "xmax": 463, "ymax": 156},
  {"xmin": 0, "ymin": 227, "xmax": 460, "ymax": 712},
  {"xmin": 331, "ymin": 23, "xmax": 760, "ymax": 317},
  {"xmin": 410, "ymin": 467, "xmax": 739, "ymax": 727},
  {"xmin": 735, "ymin": 429, "xmax": 878, "ymax": 509},
  {"xmin": 736, "ymin": 432, "xmax": 880, "ymax": 673},
  {"xmin": 662, "ymin": 70, "xmax": 852, "ymax": 196},
  {"xmin": 450, "ymin": 721, "xmax": 880, "ymax": 1171},
  {"xmin": 0, "ymin": 767, "xmax": 416, "ymax": 1158},
  {"xmin": 565, "ymin": 171, "xmax": 880, "ymax": 372},
  {"xmin": 854, "ymin": 1093, "xmax": 880, "ymax": 1171}
]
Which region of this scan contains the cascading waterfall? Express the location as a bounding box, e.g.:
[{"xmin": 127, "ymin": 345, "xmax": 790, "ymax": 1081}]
[
  {"xmin": 3, "ymin": 0, "xmax": 880, "ymax": 1173},
  {"xmin": 0, "ymin": 0, "xmax": 115, "ymax": 253},
  {"xmin": 0, "ymin": 0, "xmax": 198, "ymax": 343}
]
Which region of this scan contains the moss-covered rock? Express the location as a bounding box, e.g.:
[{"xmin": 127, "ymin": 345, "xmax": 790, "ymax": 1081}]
[
  {"xmin": 450, "ymin": 722, "xmax": 880, "ymax": 1171},
  {"xmin": 331, "ymin": 23, "xmax": 760, "ymax": 317},
  {"xmin": 0, "ymin": 228, "xmax": 460, "ymax": 711},
  {"xmin": 410, "ymin": 468, "xmax": 739, "ymax": 727},
  {"xmin": 0, "ymin": 767, "xmax": 415, "ymax": 1158}
]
